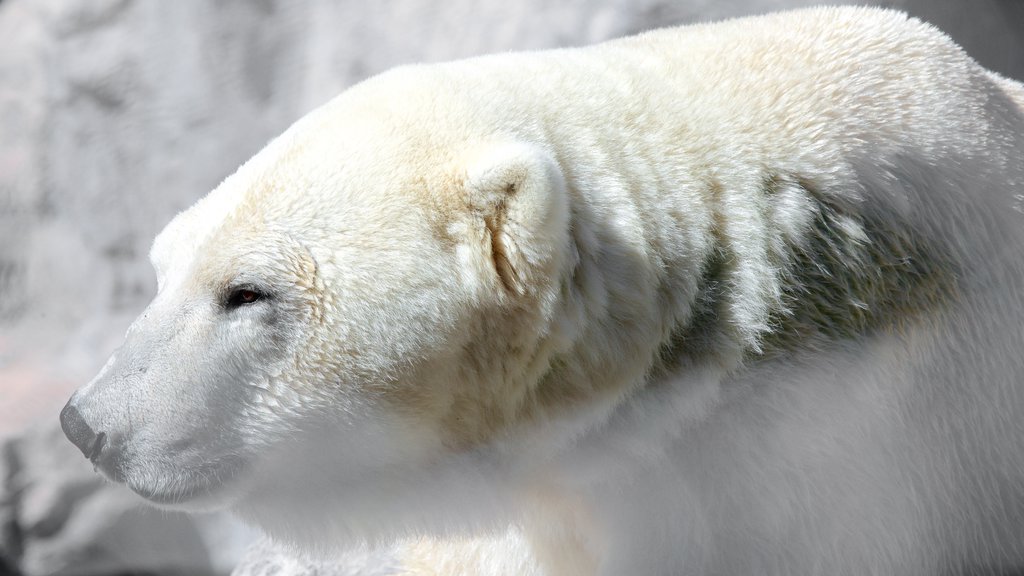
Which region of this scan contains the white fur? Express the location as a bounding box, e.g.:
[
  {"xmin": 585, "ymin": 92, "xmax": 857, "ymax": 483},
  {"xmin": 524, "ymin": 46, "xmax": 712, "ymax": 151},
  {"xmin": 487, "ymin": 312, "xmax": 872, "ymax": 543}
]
[{"xmin": 64, "ymin": 7, "xmax": 1024, "ymax": 575}]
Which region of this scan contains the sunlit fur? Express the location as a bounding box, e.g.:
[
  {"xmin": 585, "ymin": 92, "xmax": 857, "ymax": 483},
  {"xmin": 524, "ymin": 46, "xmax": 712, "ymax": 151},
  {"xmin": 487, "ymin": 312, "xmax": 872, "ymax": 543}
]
[{"xmin": 65, "ymin": 7, "xmax": 1024, "ymax": 575}]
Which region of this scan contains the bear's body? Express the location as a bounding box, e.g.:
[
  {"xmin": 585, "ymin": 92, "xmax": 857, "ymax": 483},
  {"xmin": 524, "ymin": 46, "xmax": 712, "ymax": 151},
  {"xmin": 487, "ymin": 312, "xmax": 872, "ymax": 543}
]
[{"xmin": 61, "ymin": 7, "xmax": 1024, "ymax": 575}]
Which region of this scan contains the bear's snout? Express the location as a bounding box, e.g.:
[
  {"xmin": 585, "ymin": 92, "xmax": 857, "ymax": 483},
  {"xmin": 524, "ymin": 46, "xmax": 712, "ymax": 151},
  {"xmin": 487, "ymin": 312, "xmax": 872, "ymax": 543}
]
[
  {"xmin": 59, "ymin": 400, "xmax": 104, "ymax": 459},
  {"xmin": 59, "ymin": 391, "xmax": 131, "ymax": 484}
]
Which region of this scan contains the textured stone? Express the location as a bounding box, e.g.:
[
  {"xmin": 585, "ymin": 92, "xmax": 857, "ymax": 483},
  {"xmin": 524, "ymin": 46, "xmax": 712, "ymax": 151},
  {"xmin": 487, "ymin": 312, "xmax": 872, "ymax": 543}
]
[{"xmin": 0, "ymin": 439, "xmax": 22, "ymax": 575}]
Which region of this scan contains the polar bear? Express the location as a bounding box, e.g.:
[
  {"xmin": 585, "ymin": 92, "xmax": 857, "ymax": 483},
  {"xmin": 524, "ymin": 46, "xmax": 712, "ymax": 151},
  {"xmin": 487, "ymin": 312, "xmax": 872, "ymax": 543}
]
[{"xmin": 60, "ymin": 6, "xmax": 1024, "ymax": 576}]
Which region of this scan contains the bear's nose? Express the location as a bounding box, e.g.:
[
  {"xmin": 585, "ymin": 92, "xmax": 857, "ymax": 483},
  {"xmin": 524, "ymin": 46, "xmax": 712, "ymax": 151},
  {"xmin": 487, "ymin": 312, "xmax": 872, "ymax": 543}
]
[{"xmin": 59, "ymin": 401, "xmax": 106, "ymax": 460}]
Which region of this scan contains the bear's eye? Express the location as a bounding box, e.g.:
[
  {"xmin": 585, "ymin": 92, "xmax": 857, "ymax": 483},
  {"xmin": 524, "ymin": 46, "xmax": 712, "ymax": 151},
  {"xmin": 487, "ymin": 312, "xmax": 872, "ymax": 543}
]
[{"xmin": 225, "ymin": 287, "xmax": 264, "ymax": 309}]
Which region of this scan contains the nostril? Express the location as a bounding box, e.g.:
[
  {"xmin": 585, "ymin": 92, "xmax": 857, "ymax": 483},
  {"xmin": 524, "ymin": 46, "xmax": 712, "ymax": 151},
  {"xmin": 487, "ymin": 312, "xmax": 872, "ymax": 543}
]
[
  {"xmin": 89, "ymin": 432, "xmax": 107, "ymax": 460},
  {"xmin": 59, "ymin": 402, "xmax": 100, "ymax": 459}
]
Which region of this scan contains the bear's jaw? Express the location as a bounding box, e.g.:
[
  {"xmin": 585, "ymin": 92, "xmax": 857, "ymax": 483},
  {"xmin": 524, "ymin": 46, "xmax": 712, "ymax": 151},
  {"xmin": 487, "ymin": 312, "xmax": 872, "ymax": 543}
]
[{"xmin": 123, "ymin": 454, "xmax": 251, "ymax": 511}]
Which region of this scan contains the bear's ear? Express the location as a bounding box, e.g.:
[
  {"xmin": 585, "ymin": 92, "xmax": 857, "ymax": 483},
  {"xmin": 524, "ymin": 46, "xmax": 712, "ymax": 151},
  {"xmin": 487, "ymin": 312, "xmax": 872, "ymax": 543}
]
[{"xmin": 460, "ymin": 142, "xmax": 570, "ymax": 297}]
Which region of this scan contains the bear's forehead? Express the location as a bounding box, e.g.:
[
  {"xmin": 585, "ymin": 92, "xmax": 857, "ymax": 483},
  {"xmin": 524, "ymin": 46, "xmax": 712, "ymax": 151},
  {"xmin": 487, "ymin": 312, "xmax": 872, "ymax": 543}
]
[
  {"xmin": 147, "ymin": 67, "xmax": 511, "ymax": 294},
  {"xmin": 151, "ymin": 144, "xmax": 459, "ymax": 292}
]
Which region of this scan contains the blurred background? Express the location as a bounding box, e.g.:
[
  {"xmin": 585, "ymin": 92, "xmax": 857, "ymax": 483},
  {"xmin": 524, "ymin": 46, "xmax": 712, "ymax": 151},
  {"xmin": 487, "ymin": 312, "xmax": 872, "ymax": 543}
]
[{"xmin": 0, "ymin": 0, "xmax": 1021, "ymax": 574}]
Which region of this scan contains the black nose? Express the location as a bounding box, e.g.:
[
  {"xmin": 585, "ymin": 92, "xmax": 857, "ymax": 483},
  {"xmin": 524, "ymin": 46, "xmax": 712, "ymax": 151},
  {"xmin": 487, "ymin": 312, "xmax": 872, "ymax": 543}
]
[{"xmin": 59, "ymin": 402, "xmax": 106, "ymax": 460}]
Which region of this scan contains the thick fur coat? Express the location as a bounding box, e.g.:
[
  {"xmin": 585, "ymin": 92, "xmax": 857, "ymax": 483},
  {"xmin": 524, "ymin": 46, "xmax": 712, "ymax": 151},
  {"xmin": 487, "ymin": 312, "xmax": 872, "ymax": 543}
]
[{"xmin": 62, "ymin": 7, "xmax": 1024, "ymax": 575}]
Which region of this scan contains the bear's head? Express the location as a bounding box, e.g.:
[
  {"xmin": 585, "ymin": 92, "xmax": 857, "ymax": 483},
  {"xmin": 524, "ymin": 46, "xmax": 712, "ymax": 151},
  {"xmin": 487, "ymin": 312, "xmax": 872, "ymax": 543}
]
[{"xmin": 58, "ymin": 70, "xmax": 578, "ymax": 527}]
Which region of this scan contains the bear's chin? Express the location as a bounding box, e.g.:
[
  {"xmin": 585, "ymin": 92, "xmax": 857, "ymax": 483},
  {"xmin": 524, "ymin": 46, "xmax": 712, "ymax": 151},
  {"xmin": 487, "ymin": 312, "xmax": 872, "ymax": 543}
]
[{"xmin": 120, "ymin": 456, "xmax": 250, "ymax": 513}]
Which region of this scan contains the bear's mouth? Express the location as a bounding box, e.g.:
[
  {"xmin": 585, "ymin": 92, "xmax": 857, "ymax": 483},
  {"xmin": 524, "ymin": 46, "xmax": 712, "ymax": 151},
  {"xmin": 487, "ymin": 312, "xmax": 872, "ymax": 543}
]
[{"xmin": 125, "ymin": 455, "xmax": 249, "ymax": 508}]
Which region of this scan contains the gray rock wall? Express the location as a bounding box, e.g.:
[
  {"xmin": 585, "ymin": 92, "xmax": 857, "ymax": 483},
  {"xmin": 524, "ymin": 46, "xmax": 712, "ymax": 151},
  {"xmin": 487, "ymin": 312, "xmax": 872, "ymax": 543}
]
[{"xmin": 0, "ymin": 1, "xmax": 1020, "ymax": 575}]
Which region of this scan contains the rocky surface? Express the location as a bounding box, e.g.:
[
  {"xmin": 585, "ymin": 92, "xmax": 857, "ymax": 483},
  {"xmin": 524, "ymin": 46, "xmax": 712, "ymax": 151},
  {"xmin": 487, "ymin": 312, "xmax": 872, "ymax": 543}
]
[{"xmin": 0, "ymin": 0, "xmax": 1020, "ymax": 574}]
